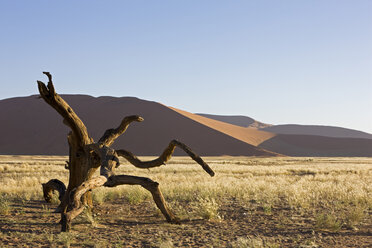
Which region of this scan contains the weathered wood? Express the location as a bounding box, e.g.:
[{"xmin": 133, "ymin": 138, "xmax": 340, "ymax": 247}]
[
  {"xmin": 38, "ymin": 73, "xmax": 97, "ymax": 214},
  {"xmin": 65, "ymin": 176, "xmax": 108, "ymax": 231},
  {"xmin": 37, "ymin": 72, "xmax": 215, "ymax": 232}
]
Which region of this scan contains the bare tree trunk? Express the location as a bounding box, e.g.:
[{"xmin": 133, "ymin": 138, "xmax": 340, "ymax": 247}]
[{"xmin": 37, "ymin": 72, "xmax": 215, "ymax": 232}]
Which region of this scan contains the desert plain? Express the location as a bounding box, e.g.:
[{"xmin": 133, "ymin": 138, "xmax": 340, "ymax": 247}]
[{"xmin": 0, "ymin": 155, "xmax": 371, "ymax": 247}]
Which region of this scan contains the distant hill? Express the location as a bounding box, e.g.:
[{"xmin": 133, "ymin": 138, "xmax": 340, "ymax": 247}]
[
  {"xmin": 260, "ymin": 124, "xmax": 372, "ymax": 139},
  {"xmin": 0, "ymin": 95, "xmax": 371, "ymax": 157},
  {"xmin": 197, "ymin": 113, "xmax": 271, "ymax": 129}
]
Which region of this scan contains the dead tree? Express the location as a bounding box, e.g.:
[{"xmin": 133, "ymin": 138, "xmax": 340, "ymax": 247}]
[{"xmin": 37, "ymin": 72, "xmax": 215, "ymax": 232}]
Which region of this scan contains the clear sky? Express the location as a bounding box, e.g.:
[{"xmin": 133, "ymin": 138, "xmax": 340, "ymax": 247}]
[{"xmin": 1, "ymin": 0, "xmax": 371, "ymax": 133}]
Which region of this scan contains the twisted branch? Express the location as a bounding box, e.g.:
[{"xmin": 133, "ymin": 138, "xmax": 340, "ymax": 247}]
[
  {"xmin": 65, "ymin": 176, "xmax": 108, "ymax": 225},
  {"xmin": 117, "ymin": 140, "xmax": 215, "ymax": 177},
  {"xmin": 104, "ymin": 175, "xmax": 179, "ymax": 223}
]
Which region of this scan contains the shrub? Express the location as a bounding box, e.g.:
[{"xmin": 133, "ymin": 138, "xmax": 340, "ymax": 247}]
[
  {"xmin": 315, "ymin": 213, "xmax": 342, "ymax": 232},
  {"xmin": 0, "ymin": 195, "xmax": 11, "ymax": 215},
  {"xmin": 194, "ymin": 197, "xmax": 221, "ymax": 220},
  {"xmin": 344, "ymin": 205, "xmax": 365, "ymax": 229}
]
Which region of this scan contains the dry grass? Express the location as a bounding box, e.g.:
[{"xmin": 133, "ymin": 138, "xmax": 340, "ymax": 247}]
[
  {"xmin": 1, "ymin": 156, "xmax": 371, "ymax": 222},
  {"xmin": 0, "ymin": 156, "xmax": 371, "ymax": 247}
]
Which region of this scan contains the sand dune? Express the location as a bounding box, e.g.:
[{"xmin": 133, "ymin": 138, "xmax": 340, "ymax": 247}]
[
  {"xmin": 0, "ymin": 95, "xmax": 276, "ymax": 156},
  {"xmin": 0, "ymin": 95, "xmax": 371, "ymax": 157}
]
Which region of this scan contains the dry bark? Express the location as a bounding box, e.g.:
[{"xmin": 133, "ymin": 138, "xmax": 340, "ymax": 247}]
[{"xmin": 37, "ymin": 72, "xmax": 215, "ymax": 232}]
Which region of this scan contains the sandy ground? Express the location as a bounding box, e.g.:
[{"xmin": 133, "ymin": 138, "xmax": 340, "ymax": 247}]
[
  {"xmin": 1, "ymin": 156, "xmax": 371, "ymax": 247},
  {"xmin": 1, "ymin": 197, "xmax": 371, "ymax": 247}
]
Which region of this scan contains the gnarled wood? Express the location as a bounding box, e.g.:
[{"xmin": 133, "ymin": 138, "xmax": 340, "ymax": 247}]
[
  {"xmin": 64, "ymin": 176, "xmax": 108, "ymax": 231},
  {"xmin": 65, "ymin": 174, "xmax": 181, "ymax": 230},
  {"xmin": 37, "ymin": 72, "xmax": 215, "ymax": 232},
  {"xmin": 105, "ymin": 175, "xmax": 180, "ymax": 223}
]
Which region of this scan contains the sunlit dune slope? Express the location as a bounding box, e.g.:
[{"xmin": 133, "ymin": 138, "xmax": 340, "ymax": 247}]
[{"xmin": 168, "ymin": 107, "xmax": 276, "ymax": 146}]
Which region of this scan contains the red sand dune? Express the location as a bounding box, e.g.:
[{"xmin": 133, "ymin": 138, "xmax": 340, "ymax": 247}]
[
  {"xmin": 0, "ymin": 95, "xmax": 276, "ymax": 156},
  {"xmin": 0, "ymin": 95, "xmax": 371, "ymax": 157}
]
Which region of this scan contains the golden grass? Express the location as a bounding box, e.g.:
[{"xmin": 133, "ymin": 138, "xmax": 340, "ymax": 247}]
[{"xmin": 0, "ymin": 156, "xmax": 371, "ymax": 230}]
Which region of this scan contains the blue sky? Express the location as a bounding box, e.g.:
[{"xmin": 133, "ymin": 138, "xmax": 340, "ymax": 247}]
[{"xmin": 1, "ymin": 0, "xmax": 371, "ymax": 133}]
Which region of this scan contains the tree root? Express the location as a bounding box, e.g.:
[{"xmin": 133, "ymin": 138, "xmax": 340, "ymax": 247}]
[{"xmin": 42, "ymin": 179, "xmax": 66, "ymax": 203}]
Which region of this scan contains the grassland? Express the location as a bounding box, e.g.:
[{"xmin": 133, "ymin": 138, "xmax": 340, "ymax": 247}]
[{"xmin": 0, "ymin": 156, "xmax": 371, "ymax": 247}]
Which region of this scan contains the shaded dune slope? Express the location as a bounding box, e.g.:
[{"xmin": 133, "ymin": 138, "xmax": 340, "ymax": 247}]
[
  {"xmin": 261, "ymin": 124, "xmax": 372, "ymax": 139},
  {"xmin": 0, "ymin": 95, "xmax": 276, "ymax": 156},
  {"xmin": 259, "ymin": 134, "xmax": 372, "ymax": 157}
]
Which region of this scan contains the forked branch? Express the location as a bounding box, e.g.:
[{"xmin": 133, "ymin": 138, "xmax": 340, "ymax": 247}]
[{"xmin": 116, "ymin": 139, "xmax": 215, "ymax": 177}]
